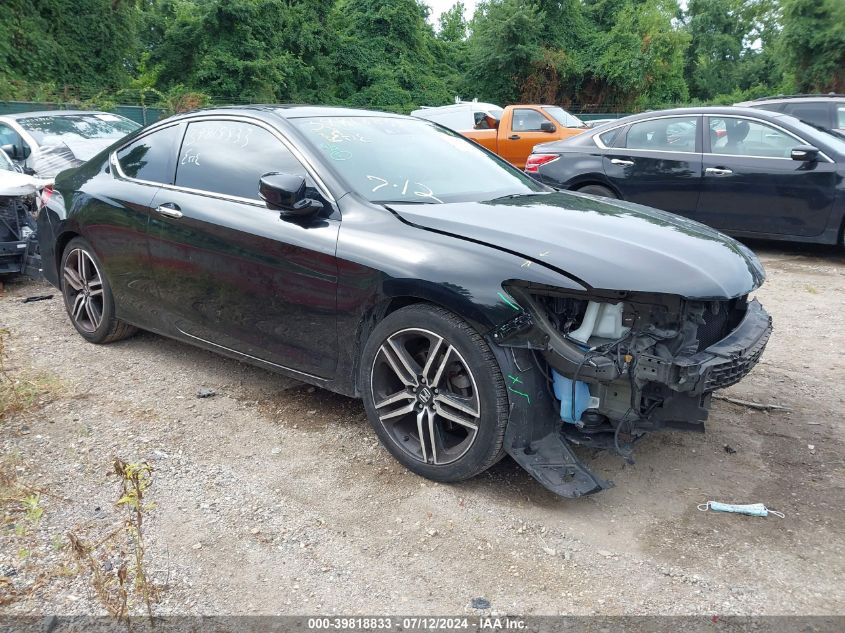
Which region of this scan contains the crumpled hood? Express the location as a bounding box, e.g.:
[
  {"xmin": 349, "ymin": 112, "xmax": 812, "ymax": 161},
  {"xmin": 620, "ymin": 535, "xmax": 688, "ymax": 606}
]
[
  {"xmin": 0, "ymin": 170, "xmax": 52, "ymax": 196},
  {"xmin": 31, "ymin": 139, "xmax": 113, "ymax": 178},
  {"xmin": 388, "ymin": 192, "xmax": 765, "ymax": 299}
]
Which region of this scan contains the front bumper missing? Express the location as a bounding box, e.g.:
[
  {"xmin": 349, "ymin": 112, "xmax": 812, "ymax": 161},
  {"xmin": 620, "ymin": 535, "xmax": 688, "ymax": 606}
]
[
  {"xmin": 634, "ymin": 299, "xmax": 772, "ymax": 395},
  {"xmin": 490, "ymin": 299, "xmax": 772, "ymax": 499}
]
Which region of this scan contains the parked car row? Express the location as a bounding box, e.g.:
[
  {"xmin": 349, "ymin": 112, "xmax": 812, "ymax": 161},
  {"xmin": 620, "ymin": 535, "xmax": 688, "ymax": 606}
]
[
  {"xmin": 36, "ymin": 104, "xmax": 773, "ymax": 498},
  {"xmin": 526, "ymin": 105, "xmax": 845, "ymax": 245}
]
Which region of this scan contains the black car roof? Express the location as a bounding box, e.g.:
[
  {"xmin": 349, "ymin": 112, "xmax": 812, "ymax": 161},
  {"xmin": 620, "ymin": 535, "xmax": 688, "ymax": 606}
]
[
  {"xmin": 163, "ymin": 104, "xmax": 410, "ymax": 123},
  {"xmin": 618, "ymin": 106, "xmax": 793, "ymax": 121}
]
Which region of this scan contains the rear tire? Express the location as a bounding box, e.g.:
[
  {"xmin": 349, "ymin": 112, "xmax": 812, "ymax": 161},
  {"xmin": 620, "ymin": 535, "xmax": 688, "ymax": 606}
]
[
  {"xmin": 60, "ymin": 237, "xmax": 137, "ymax": 344},
  {"xmin": 360, "ymin": 304, "xmax": 508, "ymax": 483},
  {"xmin": 576, "ymin": 184, "xmax": 617, "ymax": 199}
]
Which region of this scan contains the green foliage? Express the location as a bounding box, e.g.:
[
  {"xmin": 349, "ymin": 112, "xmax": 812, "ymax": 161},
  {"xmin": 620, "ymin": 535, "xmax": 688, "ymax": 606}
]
[
  {"xmin": 0, "ymin": 0, "xmax": 842, "ymax": 114},
  {"xmin": 779, "ymin": 0, "xmax": 845, "ymax": 92}
]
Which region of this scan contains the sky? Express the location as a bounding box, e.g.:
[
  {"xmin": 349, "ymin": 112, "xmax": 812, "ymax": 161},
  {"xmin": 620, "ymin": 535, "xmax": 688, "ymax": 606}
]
[
  {"xmin": 425, "ymin": 0, "xmax": 479, "ymax": 24},
  {"xmin": 425, "ymin": 0, "xmax": 688, "ymax": 26}
]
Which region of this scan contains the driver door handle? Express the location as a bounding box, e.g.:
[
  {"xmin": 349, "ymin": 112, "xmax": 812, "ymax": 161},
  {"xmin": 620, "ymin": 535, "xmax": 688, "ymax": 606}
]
[
  {"xmin": 610, "ymin": 158, "xmax": 634, "ymax": 166},
  {"xmin": 705, "ymin": 167, "xmax": 733, "ymax": 176},
  {"xmin": 508, "ymin": 134, "xmax": 521, "ymax": 140},
  {"xmin": 155, "ymin": 203, "xmax": 183, "ymax": 219}
]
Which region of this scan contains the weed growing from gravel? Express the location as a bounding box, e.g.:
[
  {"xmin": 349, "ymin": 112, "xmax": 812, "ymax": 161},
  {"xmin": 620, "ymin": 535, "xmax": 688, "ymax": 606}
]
[{"xmin": 68, "ymin": 458, "xmax": 158, "ymax": 622}]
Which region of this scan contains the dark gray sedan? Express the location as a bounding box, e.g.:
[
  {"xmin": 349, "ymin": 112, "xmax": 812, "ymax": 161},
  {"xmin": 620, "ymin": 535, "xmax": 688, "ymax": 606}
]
[{"xmin": 526, "ymin": 106, "xmax": 845, "ymax": 245}]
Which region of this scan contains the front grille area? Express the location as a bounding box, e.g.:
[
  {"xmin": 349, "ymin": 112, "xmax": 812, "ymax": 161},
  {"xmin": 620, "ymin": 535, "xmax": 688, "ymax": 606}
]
[
  {"xmin": 704, "ymin": 322, "xmax": 771, "ymax": 391},
  {"xmin": 697, "ymin": 303, "xmax": 731, "ymax": 351}
]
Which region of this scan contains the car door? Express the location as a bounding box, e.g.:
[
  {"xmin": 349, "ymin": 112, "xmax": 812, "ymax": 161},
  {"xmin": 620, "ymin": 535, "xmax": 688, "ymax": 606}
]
[
  {"xmin": 500, "ymin": 108, "xmax": 557, "ymax": 169},
  {"xmin": 92, "ymin": 123, "xmax": 182, "ymax": 326},
  {"xmin": 602, "ymin": 115, "xmax": 703, "ymax": 217},
  {"xmin": 146, "ymin": 116, "xmax": 340, "ymax": 377},
  {"xmin": 697, "ymin": 115, "xmax": 838, "ymax": 237}
]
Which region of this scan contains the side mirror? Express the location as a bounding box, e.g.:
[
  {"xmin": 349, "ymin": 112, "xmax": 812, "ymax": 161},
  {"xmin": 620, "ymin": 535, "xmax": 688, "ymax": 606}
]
[
  {"xmin": 540, "ymin": 121, "xmax": 556, "ymax": 133},
  {"xmin": 0, "ymin": 143, "xmax": 31, "ymax": 160},
  {"xmin": 259, "ymin": 172, "xmax": 323, "ymax": 217},
  {"xmin": 791, "ymin": 145, "xmax": 819, "ymax": 162}
]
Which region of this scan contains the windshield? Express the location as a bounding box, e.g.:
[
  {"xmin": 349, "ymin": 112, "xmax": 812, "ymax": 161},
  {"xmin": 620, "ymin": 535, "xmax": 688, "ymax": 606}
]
[
  {"xmin": 291, "ymin": 116, "xmax": 545, "ymax": 204},
  {"xmin": 19, "ymin": 113, "xmax": 140, "ymax": 145},
  {"xmin": 543, "ymin": 107, "xmax": 584, "ymax": 128},
  {"xmin": 778, "ymin": 114, "xmax": 845, "ymax": 148}
]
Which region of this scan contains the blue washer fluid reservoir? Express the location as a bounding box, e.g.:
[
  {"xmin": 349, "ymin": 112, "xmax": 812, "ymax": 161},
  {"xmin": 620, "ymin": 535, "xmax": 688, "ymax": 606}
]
[{"xmin": 552, "ymin": 370, "xmax": 597, "ymax": 424}]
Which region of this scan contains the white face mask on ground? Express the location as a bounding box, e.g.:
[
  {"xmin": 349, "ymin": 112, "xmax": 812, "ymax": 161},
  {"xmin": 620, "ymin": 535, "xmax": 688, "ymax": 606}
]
[{"xmin": 697, "ymin": 501, "xmax": 785, "ymax": 518}]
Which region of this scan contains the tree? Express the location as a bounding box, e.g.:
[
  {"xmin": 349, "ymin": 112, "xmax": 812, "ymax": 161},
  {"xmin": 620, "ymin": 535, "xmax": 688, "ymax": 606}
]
[
  {"xmin": 329, "ymin": 0, "xmax": 456, "ymax": 112},
  {"xmin": 588, "ymin": 0, "xmax": 690, "ymax": 108},
  {"xmin": 1, "ymin": 0, "xmax": 140, "ymax": 94},
  {"xmin": 464, "ymin": 0, "xmax": 546, "ymax": 104},
  {"xmin": 147, "ymin": 0, "xmax": 337, "ymax": 102},
  {"xmin": 779, "ymin": 0, "xmax": 845, "ymax": 93},
  {"xmin": 438, "ymin": 2, "xmax": 467, "ymax": 42}
]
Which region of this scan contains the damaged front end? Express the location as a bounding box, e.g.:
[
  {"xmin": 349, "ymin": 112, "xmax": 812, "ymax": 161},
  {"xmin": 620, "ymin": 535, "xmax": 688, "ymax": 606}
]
[{"xmin": 491, "ymin": 283, "xmax": 772, "ymax": 498}]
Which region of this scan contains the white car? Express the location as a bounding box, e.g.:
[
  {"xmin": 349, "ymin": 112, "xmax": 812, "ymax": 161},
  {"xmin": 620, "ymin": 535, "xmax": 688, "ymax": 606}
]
[
  {"xmin": 411, "ymin": 100, "xmax": 504, "ymax": 132},
  {"xmin": 0, "ymin": 110, "xmax": 140, "ymax": 177}
]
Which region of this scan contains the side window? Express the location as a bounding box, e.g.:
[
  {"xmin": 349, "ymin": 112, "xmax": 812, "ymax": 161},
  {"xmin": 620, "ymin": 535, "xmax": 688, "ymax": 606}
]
[
  {"xmin": 116, "ymin": 125, "xmax": 180, "ymax": 183},
  {"xmin": 0, "ymin": 123, "xmax": 28, "ymax": 159},
  {"xmin": 598, "ymin": 128, "xmax": 621, "ymax": 147},
  {"xmin": 836, "ymin": 105, "xmax": 845, "ymax": 129},
  {"xmin": 175, "ymin": 120, "xmax": 306, "ymax": 200},
  {"xmin": 709, "ymin": 118, "xmax": 796, "ymax": 158},
  {"xmin": 511, "ymin": 109, "xmax": 550, "ymax": 132},
  {"xmin": 625, "ymin": 117, "xmax": 697, "ymax": 152},
  {"xmin": 782, "ymin": 102, "xmax": 830, "ymax": 129}
]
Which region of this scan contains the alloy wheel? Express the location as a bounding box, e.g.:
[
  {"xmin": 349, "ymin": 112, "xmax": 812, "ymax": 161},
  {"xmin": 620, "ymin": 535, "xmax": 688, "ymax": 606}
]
[
  {"xmin": 370, "ymin": 327, "xmax": 481, "ymax": 465},
  {"xmin": 63, "ymin": 248, "xmax": 104, "ymax": 333}
]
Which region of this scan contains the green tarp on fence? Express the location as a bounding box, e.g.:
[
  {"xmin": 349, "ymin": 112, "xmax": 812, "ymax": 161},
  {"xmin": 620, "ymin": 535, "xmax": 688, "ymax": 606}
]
[{"xmin": 0, "ymin": 101, "xmax": 167, "ymax": 126}]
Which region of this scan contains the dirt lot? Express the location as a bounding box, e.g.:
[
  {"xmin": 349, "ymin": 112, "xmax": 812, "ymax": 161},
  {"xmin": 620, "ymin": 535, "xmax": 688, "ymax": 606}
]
[{"xmin": 1, "ymin": 239, "xmax": 844, "ymax": 617}]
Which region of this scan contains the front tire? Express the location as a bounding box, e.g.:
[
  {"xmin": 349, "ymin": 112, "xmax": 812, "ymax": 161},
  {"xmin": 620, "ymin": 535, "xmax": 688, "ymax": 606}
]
[
  {"xmin": 360, "ymin": 304, "xmax": 508, "ymax": 483},
  {"xmin": 60, "ymin": 237, "xmax": 137, "ymax": 344}
]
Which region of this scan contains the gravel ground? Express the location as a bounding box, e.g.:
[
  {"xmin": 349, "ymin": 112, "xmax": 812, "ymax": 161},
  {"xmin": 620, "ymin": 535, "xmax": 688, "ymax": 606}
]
[{"xmin": 1, "ymin": 239, "xmax": 844, "ymax": 617}]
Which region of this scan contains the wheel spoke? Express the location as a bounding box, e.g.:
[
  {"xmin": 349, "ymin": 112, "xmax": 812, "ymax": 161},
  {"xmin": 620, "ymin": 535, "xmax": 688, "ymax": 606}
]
[
  {"xmin": 416, "ymin": 408, "xmax": 429, "ymax": 463},
  {"xmin": 375, "ymin": 389, "xmax": 415, "ymax": 409},
  {"xmin": 434, "ymin": 402, "xmax": 479, "ymax": 431},
  {"xmin": 378, "ymin": 401, "xmax": 416, "ymax": 423},
  {"xmin": 85, "ymin": 298, "xmax": 102, "ymax": 329},
  {"xmin": 63, "ymin": 266, "xmax": 83, "ymax": 291},
  {"xmin": 379, "ymin": 340, "xmax": 419, "ymax": 387},
  {"xmin": 434, "ymin": 392, "xmax": 479, "ymax": 418},
  {"xmin": 430, "ymin": 345, "xmax": 454, "ymax": 388},
  {"xmin": 71, "ymin": 294, "xmax": 86, "ymax": 321},
  {"xmin": 420, "ymin": 335, "xmax": 443, "ymax": 383},
  {"xmin": 425, "ymin": 408, "xmax": 440, "ymax": 465},
  {"xmin": 387, "ymin": 337, "xmax": 421, "ymax": 382},
  {"xmin": 77, "ymin": 249, "xmax": 87, "ymax": 282}
]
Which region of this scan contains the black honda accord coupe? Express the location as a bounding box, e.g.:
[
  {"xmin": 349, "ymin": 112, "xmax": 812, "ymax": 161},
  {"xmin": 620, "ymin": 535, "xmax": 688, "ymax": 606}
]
[
  {"xmin": 38, "ymin": 106, "xmax": 772, "ymax": 497},
  {"xmin": 526, "ymin": 106, "xmax": 845, "ymax": 245}
]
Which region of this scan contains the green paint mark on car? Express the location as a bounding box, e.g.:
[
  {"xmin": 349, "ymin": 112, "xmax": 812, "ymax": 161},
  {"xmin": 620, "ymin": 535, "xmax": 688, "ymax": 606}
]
[
  {"xmin": 508, "ymin": 386, "xmax": 531, "ymax": 405},
  {"xmin": 497, "ymin": 291, "xmax": 521, "ymax": 312}
]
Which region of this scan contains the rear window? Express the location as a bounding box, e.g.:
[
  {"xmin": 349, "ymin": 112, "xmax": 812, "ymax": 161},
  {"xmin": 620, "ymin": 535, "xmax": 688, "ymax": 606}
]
[
  {"xmin": 116, "ymin": 125, "xmax": 180, "ymax": 184},
  {"xmin": 19, "ymin": 113, "xmax": 140, "ymax": 145},
  {"xmin": 598, "ymin": 128, "xmax": 621, "ymax": 147},
  {"xmin": 782, "ymin": 102, "xmax": 831, "ymax": 129}
]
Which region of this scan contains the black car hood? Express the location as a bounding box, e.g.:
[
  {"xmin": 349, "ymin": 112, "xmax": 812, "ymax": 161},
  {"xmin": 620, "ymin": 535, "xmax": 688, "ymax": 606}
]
[{"xmin": 387, "ymin": 192, "xmax": 765, "ymax": 299}]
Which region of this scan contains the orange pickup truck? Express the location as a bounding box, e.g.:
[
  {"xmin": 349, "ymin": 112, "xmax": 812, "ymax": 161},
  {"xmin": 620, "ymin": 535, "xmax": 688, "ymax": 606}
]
[{"xmin": 413, "ymin": 103, "xmax": 587, "ymax": 169}]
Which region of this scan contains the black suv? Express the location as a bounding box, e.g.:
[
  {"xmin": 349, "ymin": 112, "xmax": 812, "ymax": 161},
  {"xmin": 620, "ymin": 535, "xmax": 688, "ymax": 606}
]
[{"xmin": 736, "ymin": 94, "xmax": 845, "ymax": 134}]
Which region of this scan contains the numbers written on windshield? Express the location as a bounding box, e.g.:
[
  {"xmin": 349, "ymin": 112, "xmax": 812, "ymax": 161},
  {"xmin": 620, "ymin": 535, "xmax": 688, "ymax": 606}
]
[{"xmin": 366, "ymin": 175, "xmax": 442, "ymax": 203}]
